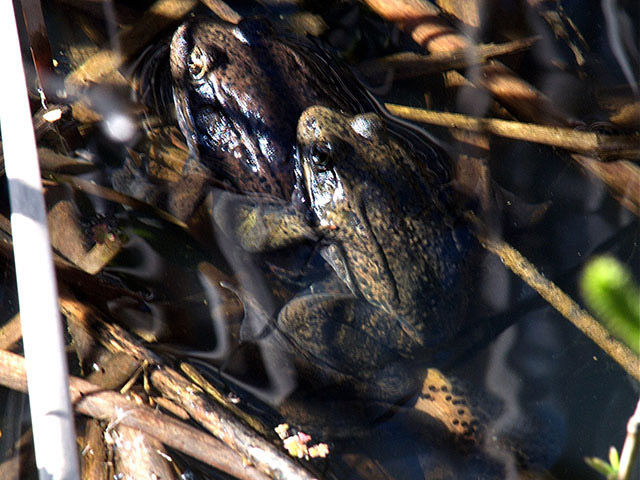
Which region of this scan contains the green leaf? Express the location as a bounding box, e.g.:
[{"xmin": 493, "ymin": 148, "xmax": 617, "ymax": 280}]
[
  {"xmin": 608, "ymin": 446, "xmax": 620, "ymax": 471},
  {"xmin": 581, "ymin": 256, "xmax": 640, "ymax": 355},
  {"xmin": 585, "ymin": 456, "xmax": 616, "ymax": 477}
]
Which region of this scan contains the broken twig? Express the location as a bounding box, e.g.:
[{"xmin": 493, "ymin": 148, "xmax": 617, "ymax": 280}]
[
  {"xmin": 0, "ymin": 349, "xmax": 270, "ymax": 480},
  {"xmin": 357, "ymin": 37, "xmax": 539, "ymax": 81}
]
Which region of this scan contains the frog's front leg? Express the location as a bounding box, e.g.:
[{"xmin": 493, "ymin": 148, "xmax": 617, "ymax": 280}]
[
  {"xmin": 277, "ymin": 290, "xmax": 424, "ymax": 398},
  {"xmin": 166, "ymin": 156, "xmax": 213, "ymax": 221},
  {"xmin": 213, "ymin": 191, "xmax": 317, "ymax": 252}
]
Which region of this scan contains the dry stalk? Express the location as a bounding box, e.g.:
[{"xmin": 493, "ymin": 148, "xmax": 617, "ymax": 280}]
[
  {"xmin": 385, "ymin": 104, "xmax": 640, "ymax": 159},
  {"xmin": 618, "ymin": 397, "xmax": 640, "ymax": 480}
]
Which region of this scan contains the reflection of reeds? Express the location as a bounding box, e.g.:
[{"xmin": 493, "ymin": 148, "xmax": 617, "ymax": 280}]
[
  {"xmin": 19, "ymin": 0, "xmax": 57, "ymax": 100},
  {"xmin": 357, "ymin": 36, "xmax": 540, "ymax": 82}
]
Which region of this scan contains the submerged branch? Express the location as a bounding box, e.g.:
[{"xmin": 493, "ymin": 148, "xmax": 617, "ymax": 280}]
[
  {"xmin": 47, "ymin": 173, "xmax": 189, "ymax": 229},
  {"xmin": 386, "ymin": 104, "xmax": 640, "ymax": 159},
  {"xmin": 112, "ymin": 425, "xmax": 177, "ymax": 480},
  {"xmin": 471, "ymin": 222, "xmax": 640, "ymax": 382},
  {"xmin": 363, "ymin": 0, "xmax": 573, "ymax": 125},
  {"xmin": 200, "ymin": 0, "xmax": 242, "ymax": 24},
  {"xmin": 66, "ymin": 0, "xmax": 199, "ymax": 88},
  {"xmin": 570, "ymin": 154, "xmax": 640, "ymax": 217},
  {"xmin": 0, "ymin": 313, "xmax": 22, "ymax": 351},
  {"xmin": 81, "ymin": 419, "xmax": 109, "ymax": 479},
  {"xmin": 59, "ymin": 297, "xmax": 319, "ymax": 480}
]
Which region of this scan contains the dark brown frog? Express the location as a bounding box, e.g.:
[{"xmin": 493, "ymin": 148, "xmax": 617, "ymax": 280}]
[{"xmin": 168, "ymin": 16, "xmax": 365, "ymax": 216}]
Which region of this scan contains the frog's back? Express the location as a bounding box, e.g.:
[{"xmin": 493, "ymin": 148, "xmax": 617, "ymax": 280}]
[{"xmin": 361, "ymin": 167, "xmax": 475, "ymax": 347}]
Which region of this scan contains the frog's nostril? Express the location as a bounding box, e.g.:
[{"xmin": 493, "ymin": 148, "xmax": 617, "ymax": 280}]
[{"xmin": 301, "ymin": 114, "xmax": 317, "ymax": 132}]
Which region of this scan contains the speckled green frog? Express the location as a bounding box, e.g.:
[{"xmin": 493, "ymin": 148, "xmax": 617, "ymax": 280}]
[{"xmin": 214, "ymin": 106, "xmax": 475, "ymax": 403}]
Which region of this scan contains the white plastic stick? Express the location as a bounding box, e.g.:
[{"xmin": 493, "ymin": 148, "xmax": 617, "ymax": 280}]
[{"xmin": 0, "ymin": 5, "xmax": 80, "ymax": 480}]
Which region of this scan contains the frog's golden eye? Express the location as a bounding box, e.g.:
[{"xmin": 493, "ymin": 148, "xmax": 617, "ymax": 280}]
[{"xmin": 188, "ymin": 46, "xmax": 207, "ymax": 80}]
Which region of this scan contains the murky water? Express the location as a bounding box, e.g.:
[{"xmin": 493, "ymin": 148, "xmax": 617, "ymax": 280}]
[{"xmin": 0, "ymin": 1, "xmax": 638, "ymax": 478}]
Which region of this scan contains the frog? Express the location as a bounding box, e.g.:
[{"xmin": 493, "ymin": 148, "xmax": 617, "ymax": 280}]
[
  {"xmin": 167, "ymin": 15, "xmax": 368, "ymax": 218},
  {"xmin": 213, "ymin": 105, "xmax": 476, "ymax": 405}
]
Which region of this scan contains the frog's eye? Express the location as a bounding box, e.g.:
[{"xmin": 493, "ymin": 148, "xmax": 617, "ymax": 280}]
[
  {"xmin": 188, "ymin": 46, "xmax": 207, "ymax": 80},
  {"xmin": 309, "ymin": 141, "xmax": 335, "ymax": 172},
  {"xmin": 350, "ymin": 113, "xmax": 385, "ymax": 139}
]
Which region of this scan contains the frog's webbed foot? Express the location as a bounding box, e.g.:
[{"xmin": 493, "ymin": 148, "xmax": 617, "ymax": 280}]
[{"xmin": 213, "ymin": 191, "xmax": 317, "ymax": 252}]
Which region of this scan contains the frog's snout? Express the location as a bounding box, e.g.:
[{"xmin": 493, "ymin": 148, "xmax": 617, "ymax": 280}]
[
  {"xmin": 170, "ymin": 24, "xmax": 190, "ymax": 79},
  {"xmin": 297, "ymin": 106, "xmax": 333, "ymax": 144}
]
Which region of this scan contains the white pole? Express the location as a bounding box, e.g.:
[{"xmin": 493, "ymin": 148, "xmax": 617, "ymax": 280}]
[{"xmin": 0, "ymin": 4, "xmax": 80, "ymax": 480}]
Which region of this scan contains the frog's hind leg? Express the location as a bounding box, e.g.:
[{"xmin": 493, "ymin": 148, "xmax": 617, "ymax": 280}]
[{"xmin": 277, "ymin": 293, "xmax": 423, "ymax": 397}]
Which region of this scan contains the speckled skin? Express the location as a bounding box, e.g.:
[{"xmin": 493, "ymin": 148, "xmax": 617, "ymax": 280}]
[
  {"xmin": 286, "ymin": 107, "xmax": 472, "ymax": 374},
  {"xmin": 170, "ymin": 17, "xmax": 355, "ymax": 201},
  {"xmin": 215, "ymin": 106, "xmax": 474, "ymax": 402}
]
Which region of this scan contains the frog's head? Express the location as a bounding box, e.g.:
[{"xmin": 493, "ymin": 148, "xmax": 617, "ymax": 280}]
[
  {"xmin": 169, "ymin": 17, "xmax": 298, "ymax": 198},
  {"xmin": 170, "ymin": 17, "xmax": 273, "ymax": 90},
  {"xmin": 170, "ymin": 18, "xmax": 236, "ymax": 154},
  {"xmin": 296, "ymin": 106, "xmax": 395, "ymax": 230}
]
